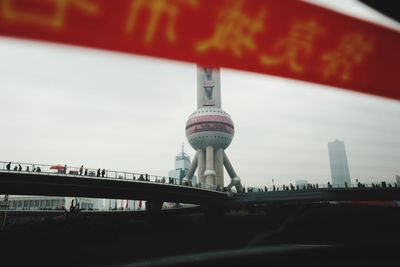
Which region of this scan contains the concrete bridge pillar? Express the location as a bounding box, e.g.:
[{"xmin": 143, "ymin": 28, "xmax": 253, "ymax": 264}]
[{"xmin": 145, "ymin": 200, "xmax": 163, "ymax": 213}]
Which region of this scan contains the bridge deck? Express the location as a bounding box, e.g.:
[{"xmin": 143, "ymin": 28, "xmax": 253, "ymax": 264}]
[
  {"xmin": 0, "ymin": 171, "xmax": 227, "ymax": 205},
  {"xmin": 1, "ymin": 170, "xmax": 400, "ymax": 208}
]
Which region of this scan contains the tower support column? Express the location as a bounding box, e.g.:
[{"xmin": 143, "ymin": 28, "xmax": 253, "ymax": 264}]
[
  {"xmin": 197, "ymin": 149, "xmax": 206, "ymax": 185},
  {"xmin": 204, "ymin": 146, "xmax": 216, "ymax": 187},
  {"xmin": 214, "ymin": 148, "xmax": 224, "ymax": 187}
]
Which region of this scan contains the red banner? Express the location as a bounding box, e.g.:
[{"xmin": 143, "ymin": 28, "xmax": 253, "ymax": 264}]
[{"xmin": 0, "ymin": 0, "xmax": 399, "ymax": 100}]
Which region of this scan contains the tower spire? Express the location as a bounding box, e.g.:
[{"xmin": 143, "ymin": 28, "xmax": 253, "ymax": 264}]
[{"xmin": 197, "ymin": 66, "xmax": 221, "ymax": 108}]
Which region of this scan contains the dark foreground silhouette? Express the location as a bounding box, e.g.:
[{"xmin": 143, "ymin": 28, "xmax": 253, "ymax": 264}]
[{"xmin": 1, "ymin": 203, "xmax": 400, "ymax": 266}]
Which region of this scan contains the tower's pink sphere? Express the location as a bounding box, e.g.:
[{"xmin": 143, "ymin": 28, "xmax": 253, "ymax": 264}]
[{"xmin": 186, "ymin": 107, "xmax": 234, "ymax": 150}]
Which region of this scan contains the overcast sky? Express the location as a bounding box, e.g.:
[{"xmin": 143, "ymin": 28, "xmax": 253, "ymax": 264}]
[{"xmin": 0, "ymin": 0, "xmax": 399, "ymax": 187}]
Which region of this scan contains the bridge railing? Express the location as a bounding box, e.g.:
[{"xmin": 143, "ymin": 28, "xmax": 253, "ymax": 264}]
[
  {"xmin": 245, "ymin": 181, "xmax": 398, "ymax": 193},
  {"xmin": 0, "ymin": 161, "xmax": 221, "ymax": 192},
  {"xmin": 5, "ymin": 161, "xmax": 393, "ymax": 194}
]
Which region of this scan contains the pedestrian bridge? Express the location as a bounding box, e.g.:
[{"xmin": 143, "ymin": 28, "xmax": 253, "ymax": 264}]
[
  {"xmin": 1, "ymin": 161, "xmax": 400, "ymax": 209},
  {"xmin": 0, "ymin": 170, "xmax": 227, "ymax": 207}
]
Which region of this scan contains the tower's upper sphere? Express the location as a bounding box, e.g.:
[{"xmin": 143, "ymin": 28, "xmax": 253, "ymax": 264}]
[{"xmin": 186, "ymin": 107, "xmax": 234, "ymax": 150}]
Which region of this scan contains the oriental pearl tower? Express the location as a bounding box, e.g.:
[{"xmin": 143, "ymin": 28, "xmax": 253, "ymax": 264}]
[{"xmin": 183, "ymin": 66, "xmax": 243, "ymax": 192}]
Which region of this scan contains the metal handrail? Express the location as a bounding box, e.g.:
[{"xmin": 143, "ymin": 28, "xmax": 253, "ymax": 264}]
[
  {"xmin": 2, "ymin": 161, "xmax": 395, "ymax": 194},
  {"xmin": 245, "ymin": 181, "xmax": 398, "ymax": 193},
  {"xmin": 0, "ymin": 161, "xmax": 222, "ymax": 192}
]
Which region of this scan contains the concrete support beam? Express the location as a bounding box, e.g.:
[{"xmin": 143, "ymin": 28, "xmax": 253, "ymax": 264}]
[
  {"xmin": 145, "ymin": 200, "xmax": 163, "ymax": 213},
  {"xmin": 183, "ymin": 154, "xmax": 197, "ymax": 185},
  {"xmin": 223, "ymin": 151, "xmax": 237, "ymax": 179},
  {"xmin": 223, "ymin": 152, "xmax": 243, "ymax": 192}
]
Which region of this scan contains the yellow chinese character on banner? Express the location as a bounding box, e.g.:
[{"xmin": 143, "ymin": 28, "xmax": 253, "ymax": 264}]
[
  {"xmin": 1, "ymin": 0, "xmax": 99, "ymax": 29},
  {"xmin": 260, "ymin": 19, "xmax": 323, "ymax": 73},
  {"xmin": 195, "ymin": 0, "xmax": 266, "ymax": 57},
  {"xmin": 125, "ymin": 0, "xmax": 197, "ymax": 44},
  {"xmin": 322, "ymin": 33, "xmax": 373, "ymax": 82}
]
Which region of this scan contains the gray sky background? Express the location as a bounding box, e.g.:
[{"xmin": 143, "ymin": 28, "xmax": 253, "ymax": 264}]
[{"xmin": 0, "ymin": 0, "xmax": 399, "ymax": 187}]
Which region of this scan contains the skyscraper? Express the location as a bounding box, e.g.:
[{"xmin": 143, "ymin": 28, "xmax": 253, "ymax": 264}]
[
  {"xmin": 168, "ymin": 145, "xmax": 196, "ymax": 185},
  {"xmin": 328, "ymin": 140, "xmax": 351, "ymax": 187}
]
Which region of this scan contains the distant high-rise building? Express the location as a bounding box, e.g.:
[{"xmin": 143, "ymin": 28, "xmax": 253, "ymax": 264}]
[
  {"xmin": 328, "ymin": 140, "xmax": 351, "ymax": 187},
  {"xmin": 168, "ymin": 145, "xmax": 197, "ymax": 185},
  {"xmin": 5, "ymin": 196, "xmax": 102, "ymax": 211},
  {"xmin": 395, "ymin": 175, "xmax": 400, "ymax": 187}
]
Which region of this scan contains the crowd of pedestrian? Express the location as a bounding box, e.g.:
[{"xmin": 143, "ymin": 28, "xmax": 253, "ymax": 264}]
[
  {"xmin": 4, "ymin": 162, "xmax": 185, "ymax": 188},
  {"xmin": 155, "ymin": 177, "xmax": 166, "ymax": 183},
  {"xmin": 3, "ymin": 162, "xmax": 399, "ymax": 193},
  {"xmin": 243, "ymin": 180, "xmax": 399, "ymax": 193},
  {"xmin": 6, "ymin": 162, "xmax": 41, "ymax": 173}
]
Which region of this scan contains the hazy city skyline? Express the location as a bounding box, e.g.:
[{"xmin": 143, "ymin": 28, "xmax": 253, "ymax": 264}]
[{"xmin": 0, "ymin": 0, "xmax": 399, "ymax": 187}]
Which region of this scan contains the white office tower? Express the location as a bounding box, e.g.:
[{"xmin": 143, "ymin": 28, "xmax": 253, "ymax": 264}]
[
  {"xmin": 103, "ymin": 199, "xmax": 142, "ymax": 210},
  {"xmin": 328, "ymin": 140, "xmax": 352, "ymax": 187},
  {"xmin": 168, "ymin": 145, "xmax": 197, "ymax": 185},
  {"xmin": 183, "ymin": 66, "xmax": 243, "ymax": 192}
]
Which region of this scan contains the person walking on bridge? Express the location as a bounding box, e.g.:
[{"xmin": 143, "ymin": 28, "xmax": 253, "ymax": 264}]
[
  {"xmin": 79, "ymin": 165, "xmax": 83, "ymax": 175},
  {"xmin": 96, "ymin": 169, "xmax": 101, "ymax": 177},
  {"xmin": 101, "ymin": 169, "xmax": 106, "ymax": 177},
  {"xmin": 18, "ymin": 164, "xmax": 22, "ymax": 171},
  {"xmin": 6, "ymin": 162, "xmax": 11, "ymax": 171}
]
